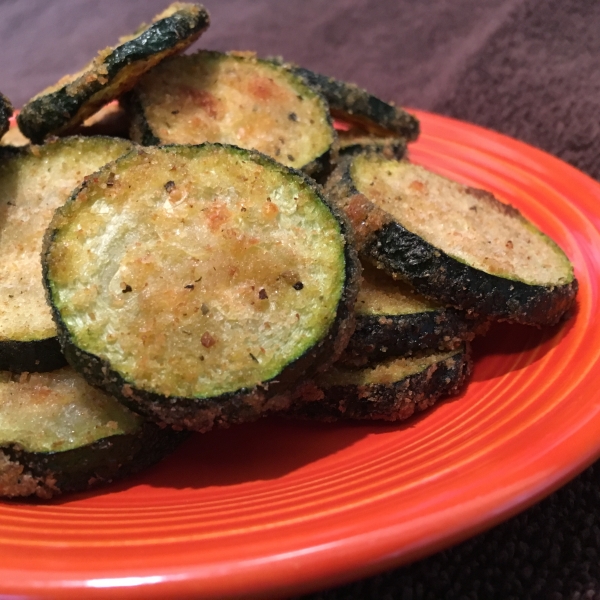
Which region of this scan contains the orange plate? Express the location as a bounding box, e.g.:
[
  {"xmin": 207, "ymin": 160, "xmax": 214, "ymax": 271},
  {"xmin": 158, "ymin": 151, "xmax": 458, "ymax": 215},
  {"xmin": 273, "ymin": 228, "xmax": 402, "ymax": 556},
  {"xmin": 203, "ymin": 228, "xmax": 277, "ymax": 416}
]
[{"xmin": 2, "ymin": 110, "xmax": 600, "ymax": 600}]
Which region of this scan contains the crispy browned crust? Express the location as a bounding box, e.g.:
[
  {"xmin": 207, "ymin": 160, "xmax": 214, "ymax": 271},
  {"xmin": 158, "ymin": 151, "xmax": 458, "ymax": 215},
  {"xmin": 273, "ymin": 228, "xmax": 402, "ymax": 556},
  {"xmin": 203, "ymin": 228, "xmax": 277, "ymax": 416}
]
[
  {"xmin": 125, "ymin": 51, "xmax": 337, "ymax": 181},
  {"xmin": 43, "ymin": 144, "xmax": 360, "ymax": 432},
  {"xmin": 0, "ymin": 424, "xmax": 187, "ymax": 500},
  {"xmin": 17, "ymin": 4, "xmax": 210, "ymax": 143},
  {"xmin": 288, "ymin": 346, "xmax": 472, "ymax": 422},
  {"xmin": 325, "ymin": 156, "xmax": 578, "ymax": 326}
]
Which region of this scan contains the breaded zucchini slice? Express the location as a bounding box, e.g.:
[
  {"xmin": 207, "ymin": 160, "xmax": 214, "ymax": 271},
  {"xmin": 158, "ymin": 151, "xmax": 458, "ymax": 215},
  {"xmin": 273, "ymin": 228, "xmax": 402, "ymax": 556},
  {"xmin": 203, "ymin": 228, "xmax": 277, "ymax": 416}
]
[
  {"xmin": 0, "ymin": 136, "xmax": 134, "ymax": 372},
  {"xmin": 126, "ymin": 51, "xmax": 336, "ymax": 178},
  {"xmin": 291, "ymin": 66, "xmax": 419, "ymax": 142},
  {"xmin": 0, "ymin": 92, "xmax": 13, "ymax": 139},
  {"xmin": 327, "ymin": 155, "xmax": 578, "ymax": 325},
  {"xmin": 17, "ymin": 3, "xmax": 210, "ymax": 143},
  {"xmin": 0, "ymin": 368, "xmax": 186, "ymax": 500},
  {"xmin": 289, "ymin": 346, "xmax": 471, "ymax": 422},
  {"xmin": 43, "ymin": 144, "xmax": 359, "ymax": 432},
  {"xmin": 340, "ymin": 262, "xmax": 487, "ymax": 367}
]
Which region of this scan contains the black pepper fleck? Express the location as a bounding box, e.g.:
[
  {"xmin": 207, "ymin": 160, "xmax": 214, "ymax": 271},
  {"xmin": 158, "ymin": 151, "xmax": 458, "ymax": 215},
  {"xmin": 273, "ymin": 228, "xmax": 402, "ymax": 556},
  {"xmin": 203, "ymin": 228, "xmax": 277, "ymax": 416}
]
[
  {"xmin": 164, "ymin": 180, "xmax": 176, "ymax": 193},
  {"xmin": 293, "ymin": 281, "xmax": 304, "ymax": 290}
]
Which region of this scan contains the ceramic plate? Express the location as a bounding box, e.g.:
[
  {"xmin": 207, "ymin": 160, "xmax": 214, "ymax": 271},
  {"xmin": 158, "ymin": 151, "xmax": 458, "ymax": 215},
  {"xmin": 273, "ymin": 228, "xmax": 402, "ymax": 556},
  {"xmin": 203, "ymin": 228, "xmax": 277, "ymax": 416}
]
[{"xmin": 1, "ymin": 110, "xmax": 599, "ymax": 599}]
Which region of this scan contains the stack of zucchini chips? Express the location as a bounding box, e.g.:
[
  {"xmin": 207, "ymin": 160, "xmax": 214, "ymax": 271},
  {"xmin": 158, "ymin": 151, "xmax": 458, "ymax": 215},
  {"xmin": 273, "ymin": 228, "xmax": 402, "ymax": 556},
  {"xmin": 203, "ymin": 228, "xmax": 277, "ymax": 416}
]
[{"xmin": 0, "ymin": 3, "xmax": 577, "ymax": 499}]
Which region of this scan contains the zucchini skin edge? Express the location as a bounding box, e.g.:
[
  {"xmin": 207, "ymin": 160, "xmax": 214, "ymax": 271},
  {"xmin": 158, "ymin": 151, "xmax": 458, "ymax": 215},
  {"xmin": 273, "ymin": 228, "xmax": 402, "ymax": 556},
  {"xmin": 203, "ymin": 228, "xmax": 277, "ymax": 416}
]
[
  {"xmin": 341, "ymin": 308, "xmax": 488, "ymax": 367},
  {"xmin": 0, "ymin": 338, "xmax": 66, "ymax": 374},
  {"xmin": 289, "ymin": 347, "xmax": 472, "ymax": 422},
  {"xmin": 0, "ymin": 424, "xmax": 188, "ymax": 500},
  {"xmin": 368, "ymin": 221, "xmax": 578, "ymax": 326},
  {"xmin": 291, "ymin": 66, "xmax": 420, "ymax": 142},
  {"xmin": 17, "ymin": 6, "xmax": 210, "ymax": 143},
  {"xmin": 326, "ymin": 158, "xmax": 578, "ymax": 326},
  {"xmin": 42, "ymin": 145, "xmax": 361, "ymax": 432}
]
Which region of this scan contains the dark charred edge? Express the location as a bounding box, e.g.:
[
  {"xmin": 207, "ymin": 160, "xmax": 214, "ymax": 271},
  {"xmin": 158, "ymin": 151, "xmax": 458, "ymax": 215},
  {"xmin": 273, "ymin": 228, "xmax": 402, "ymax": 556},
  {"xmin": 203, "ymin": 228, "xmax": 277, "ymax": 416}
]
[
  {"xmin": 326, "ymin": 156, "xmax": 578, "ymax": 326},
  {"xmin": 288, "ymin": 347, "xmax": 472, "ymax": 422},
  {"xmin": 41, "ymin": 143, "xmax": 360, "ymax": 432},
  {"xmin": 338, "ymin": 135, "xmax": 407, "ymax": 160},
  {"xmin": 122, "ymin": 91, "xmax": 163, "ymax": 146},
  {"xmin": 339, "ymin": 309, "xmax": 489, "ymax": 367},
  {"xmin": 298, "ymin": 147, "xmax": 337, "ymax": 184},
  {"xmin": 0, "ymin": 338, "xmax": 66, "ymax": 374},
  {"xmin": 0, "ymin": 424, "xmax": 187, "ymax": 500},
  {"xmin": 0, "ymin": 93, "xmax": 13, "ymax": 139},
  {"xmin": 17, "ymin": 5, "xmax": 211, "ymax": 143},
  {"xmin": 290, "ymin": 66, "xmax": 420, "ymax": 142},
  {"xmin": 0, "ymin": 143, "xmax": 26, "ymax": 161},
  {"xmin": 365, "ymin": 221, "xmax": 579, "ymax": 326},
  {"xmin": 127, "ymin": 52, "xmax": 338, "ymax": 181}
]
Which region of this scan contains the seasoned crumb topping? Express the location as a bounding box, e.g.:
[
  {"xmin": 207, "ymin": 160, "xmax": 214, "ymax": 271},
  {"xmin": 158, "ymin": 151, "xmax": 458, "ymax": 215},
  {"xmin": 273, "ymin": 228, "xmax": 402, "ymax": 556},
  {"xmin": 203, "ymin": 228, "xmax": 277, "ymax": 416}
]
[
  {"xmin": 0, "ymin": 368, "xmax": 141, "ymax": 453},
  {"xmin": 352, "ymin": 157, "xmax": 574, "ymax": 286},
  {"xmin": 0, "ymin": 137, "xmax": 133, "ymax": 342},
  {"xmin": 46, "ymin": 145, "xmax": 347, "ymax": 399},
  {"xmin": 0, "ymin": 451, "xmax": 58, "ymax": 499},
  {"xmin": 133, "ymin": 51, "xmax": 334, "ymax": 169}
]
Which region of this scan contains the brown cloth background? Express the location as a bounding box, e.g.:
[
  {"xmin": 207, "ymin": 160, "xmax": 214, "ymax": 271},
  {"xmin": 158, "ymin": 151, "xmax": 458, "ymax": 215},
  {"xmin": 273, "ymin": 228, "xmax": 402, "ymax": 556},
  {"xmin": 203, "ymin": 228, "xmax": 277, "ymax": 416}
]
[{"xmin": 1, "ymin": 1, "xmax": 600, "ymax": 598}]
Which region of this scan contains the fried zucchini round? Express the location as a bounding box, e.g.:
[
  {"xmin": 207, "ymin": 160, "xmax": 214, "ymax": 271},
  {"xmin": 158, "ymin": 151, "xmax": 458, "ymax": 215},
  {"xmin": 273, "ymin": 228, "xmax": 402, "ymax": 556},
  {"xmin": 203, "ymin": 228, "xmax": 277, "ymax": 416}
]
[
  {"xmin": 126, "ymin": 51, "xmax": 336, "ymax": 178},
  {"xmin": 327, "ymin": 155, "xmax": 578, "ymax": 325},
  {"xmin": 289, "ymin": 346, "xmax": 471, "ymax": 422},
  {"xmin": 340, "ymin": 262, "xmax": 488, "ymax": 367},
  {"xmin": 291, "ymin": 66, "xmax": 420, "ymax": 142},
  {"xmin": 0, "ymin": 92, "xmax": 13, "ymax": 140},
  {"xmin": 43, "ymin": 144, "xmax": 359, "ymax": 432},
  {"xmin": 17, "ymin": 3, "xmax": 210, "ymax": 143},
  {"xmin": 0, "ymin": 136, "xmax": 135, "ymax": 373},
  {"xmin": 0, "ymin": 368, "xmax": 186, "ymax": 500}
]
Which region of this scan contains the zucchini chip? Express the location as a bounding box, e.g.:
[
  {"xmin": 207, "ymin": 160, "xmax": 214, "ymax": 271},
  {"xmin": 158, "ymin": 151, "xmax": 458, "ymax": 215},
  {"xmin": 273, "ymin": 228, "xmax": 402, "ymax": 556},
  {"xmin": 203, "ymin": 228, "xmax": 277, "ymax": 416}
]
[
  {"xmin": 0, "ymin": 136, "xmax": 134, "ymax": 372},
  {"xmin": 17, "ymin": 3, "xmax": 210, "ymax": 143},
  {"xmin": 327, "ymin": 155, "xmax": 578, "ymax": 325},
  {"xmin": 340, "ymin": 262, "xmax": 488, "ymax": 367},
  {"xmin": 126, "ymin": 51, "xmax": 336, "ymax": 178},
  {"xmin": 0, "ymin": 92, "xmax": 13, "ymax": 139},
  {"xmin": 43, "ymin": 144, "xmax": 359, "ymax": 432},
  {"xmin": 291, "ymin": 66, "xmax": 420, "ymax": 142},
  {"xmin": 289, "ymin": 346, "xmax": 471, "ymax": 422},
  {"xmin": 0, "ymin": 368, "xmax": 186, "ymax": 500}
]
